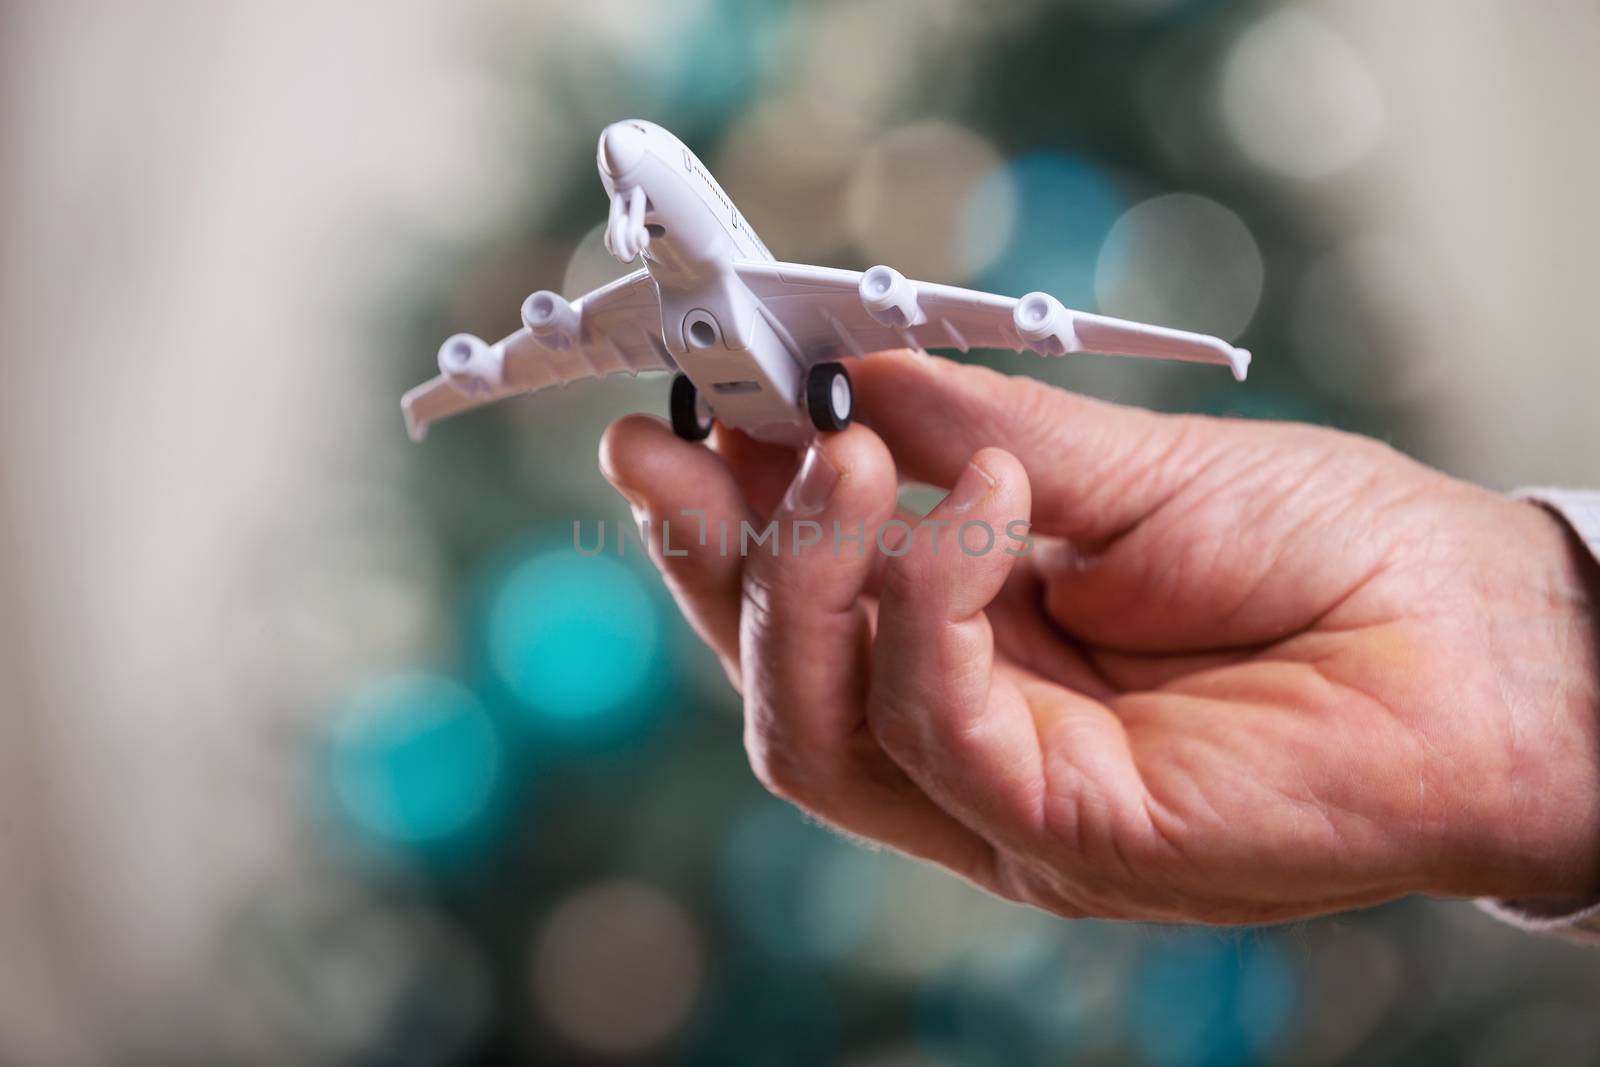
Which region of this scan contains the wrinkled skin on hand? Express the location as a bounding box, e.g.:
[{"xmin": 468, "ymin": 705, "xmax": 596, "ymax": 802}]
[{"xmin": 600, "ymin": 350, "xmax": 1600, "ymax": 924}]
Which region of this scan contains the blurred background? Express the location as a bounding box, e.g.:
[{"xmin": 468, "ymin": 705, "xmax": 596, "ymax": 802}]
[{"xmin": 3, "ymin": 0, "xmax": 1599, "ymax": 1063}]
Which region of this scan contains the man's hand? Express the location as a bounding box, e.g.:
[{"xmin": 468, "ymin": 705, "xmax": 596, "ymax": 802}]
[{"xmin": 600, "ymin": 350, "xmax": 1600, "ymax": 923}]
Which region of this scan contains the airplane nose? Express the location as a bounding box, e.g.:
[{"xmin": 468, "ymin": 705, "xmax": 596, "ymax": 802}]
[{"xmin": 599, "ymin": 123, "xmax": 646, "ymax": 176}]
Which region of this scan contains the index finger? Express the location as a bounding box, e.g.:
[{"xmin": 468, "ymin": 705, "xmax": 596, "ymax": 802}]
[{"xmin": 853, "ymin": 350, "xmax": 1221, "ymax": 545}]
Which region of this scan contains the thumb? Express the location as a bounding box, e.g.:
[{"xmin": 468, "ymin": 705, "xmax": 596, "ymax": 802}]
[{"xmin": 852, "ymin": 350, "xmax": 1223, "ymax": 544}]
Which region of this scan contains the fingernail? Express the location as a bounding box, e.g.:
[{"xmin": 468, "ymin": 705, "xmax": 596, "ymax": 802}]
[
  {"xmin": 945, "ymin": 462, "xmax": 996, "ymax": 513},
  {"xmin": 784, "ymin": 443, "xmax": 840, "ymax": 516}
]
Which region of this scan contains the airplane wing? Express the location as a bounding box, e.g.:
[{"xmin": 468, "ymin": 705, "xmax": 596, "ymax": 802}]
[
  {"xmin": 734, "ymin": 260, "xmax": 1250, "ymax": 382},
  {"xmin": 402, "ymin": 269, "xmax": 673, "ymax": 441}
]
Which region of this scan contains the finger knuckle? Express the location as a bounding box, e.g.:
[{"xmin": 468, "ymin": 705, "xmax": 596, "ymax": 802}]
[
  {"xmin": 863, "ymin": 689, "xmax": 929, "ymax": 772},
  {"xmin": 742, "ymin": 716, "xmax": 817, "ymax": 804},
  {"xmin": 739, "ymin": 561, "xmax": 807, "ymax": 635}
]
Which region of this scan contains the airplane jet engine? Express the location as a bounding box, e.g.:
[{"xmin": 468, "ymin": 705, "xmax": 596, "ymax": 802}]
[
  {"xmin": 521, "ymin": 290, "xmax": 582, "ymax": 351},
  {"xmin": 857, "ymin": 265, "xmax": 926, "ymax": 329},
  {"xmin": 1012, "ymin": 291, "xmax": 1080, "ymax": 357},
  {"xmin": 437, "ymin": 333, "xmax": 504, "ymax": 395}
]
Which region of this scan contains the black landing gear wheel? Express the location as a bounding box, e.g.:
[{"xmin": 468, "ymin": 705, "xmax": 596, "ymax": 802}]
[
  {"xmin": 805, "ymin": 361, "xmax": 853, "ymax": 433},
  {"xmin": 669, "ymin": 373, "xmax": 714, "ymax": 442}
]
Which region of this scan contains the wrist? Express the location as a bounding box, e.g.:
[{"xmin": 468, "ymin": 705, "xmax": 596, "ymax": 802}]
[{"xmin": 1476, "ymin": 499, "xmax": 1600, "ymax": 897}]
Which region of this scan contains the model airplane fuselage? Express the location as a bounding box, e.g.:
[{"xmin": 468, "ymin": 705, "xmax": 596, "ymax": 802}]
[{"xmin": 403, "ymin": 120, "xmax": 1250, "ymax": 446}]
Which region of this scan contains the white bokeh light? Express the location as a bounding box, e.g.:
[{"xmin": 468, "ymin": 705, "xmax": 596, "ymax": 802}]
[
  {"xmin": 846, "ymin": 121, "xmax": 1008, "ymax": 282},
  {"xmin": 852, "ymin": 853, "xmax": 1039, "ymax": 978},
  {"xmin": 715, "ymin": 95, "xmax": 866, "ymax": 260},
  {"xmin": 1219, "ymin": 10, "xmax": 1386, "ymax": 180},
  {"xmin": 532, "ymin": 881, "xmax": 703, "ymax": 1056},
  {"xmin": 562, "ymin": 221, "xmax": 634, "ymax": 298},
  {"xmin": 560, "ymin": 0, "xmax": 712, "ymax": 62},
  {"xmin": 1094, "ymin": 193, "xmax": 1263, "ymax": 341}
]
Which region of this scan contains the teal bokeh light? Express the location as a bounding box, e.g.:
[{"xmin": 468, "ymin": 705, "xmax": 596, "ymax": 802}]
[
  {"xmin": 486, "ymin": 550, "xmax": 659, "ymax": 722},
  {"xmin": 917, "ymin": 922, "xmax": 1125, "ymax": 1066},
  {"xmin": 628, "ymin": 0, "xmax": 792, "ymax": 118},
  {"xmin": 1129, "ymin": 931, "xmax": 1298, "ymax": 1067},
  {"xmin": 719, "ymin": 800, "xmax": 882, "ymax": 961},
  {"xmin": 967, "ymin": 152, "xmax": 1126, "ymax": 311},
  {"xmin": 328, "ymin": 673, "xmax": 503, "ymax": 845}
]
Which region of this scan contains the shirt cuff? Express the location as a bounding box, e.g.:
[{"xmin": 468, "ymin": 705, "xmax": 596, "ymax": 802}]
[
  {"xmin": 1480, "ymin": 488, "xmax": 1600, "ymax": 942},
  {"xmin": 1478, "ymin": 896, "xmax": 1600, "ymax": 944}
]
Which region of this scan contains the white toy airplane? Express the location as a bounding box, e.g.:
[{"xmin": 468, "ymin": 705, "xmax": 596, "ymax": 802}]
[{"xmin": 402, "ymin": 120, "xmax": 1250, "ymax": 447}]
